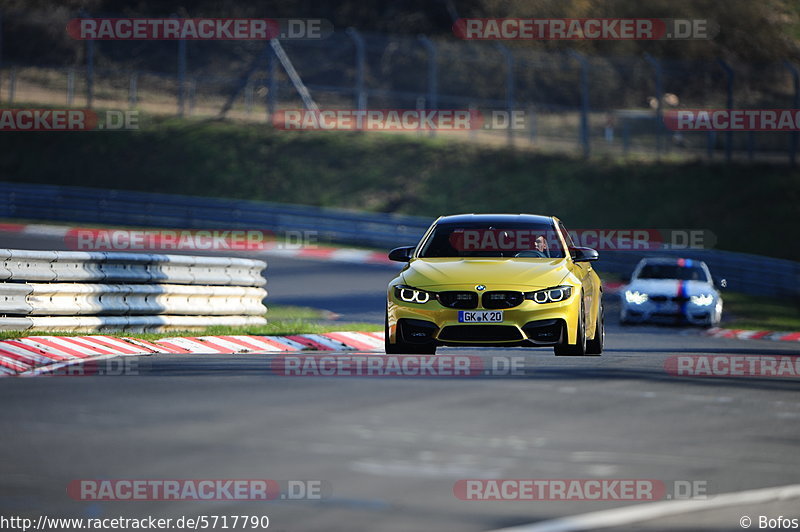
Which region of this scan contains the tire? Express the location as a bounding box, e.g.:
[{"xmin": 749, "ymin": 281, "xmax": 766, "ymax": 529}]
[
  {"xmin": 586, "ymin": 300, "xmax": 604, "ymax": 355},
  {"xmin": 385, "ymin": 311, "xmax": 437, "ymax": 355},
  {"xmin": 554, "ymin": 297, "xmax": 587, "ymax": 356}
]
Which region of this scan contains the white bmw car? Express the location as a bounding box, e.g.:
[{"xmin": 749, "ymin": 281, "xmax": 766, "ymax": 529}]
[{"xmin": 620, "ymin": 257, "xmax": 722, "ymax": 327}]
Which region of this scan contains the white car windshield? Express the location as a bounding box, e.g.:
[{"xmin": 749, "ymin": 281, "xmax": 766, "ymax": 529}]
[{"xmin": 637, "ymin": 263, "xmax": 710, "ymax": 282}]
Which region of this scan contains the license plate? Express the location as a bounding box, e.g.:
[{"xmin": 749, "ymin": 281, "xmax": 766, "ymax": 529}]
[
  {"xmin": 656, "ymin": 303, "xmax": 678, "ymax": 313},
  {"xmin": 458, "ymin": 310, "xmax": 503, "ymax": 323}
]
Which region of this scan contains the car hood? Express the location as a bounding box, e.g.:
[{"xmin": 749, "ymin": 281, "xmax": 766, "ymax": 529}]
[
  {"xmin": 625, "ymin": 278, "xmax": 717, "ymax": 296},
  {"xmin": 401, "ymin": 258, "xmax": 572, "ymax": 290}
]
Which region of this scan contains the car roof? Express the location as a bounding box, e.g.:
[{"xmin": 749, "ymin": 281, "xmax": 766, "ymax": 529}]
[{"xmin": 435, "ymin": 214, "xmax": 555, "ymax": 225}]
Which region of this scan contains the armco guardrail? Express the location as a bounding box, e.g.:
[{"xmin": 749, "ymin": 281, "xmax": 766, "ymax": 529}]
[
  {"xmin": 1, "ymin": 181, "xmax": 798, "ymax": 299},
  {"xmin": 0, "ymin": 181, "xmax": 430, "ymax": 249},
  {"xmin": 0, "ymin": 249, "xmax": 267, "ymax": 332}
]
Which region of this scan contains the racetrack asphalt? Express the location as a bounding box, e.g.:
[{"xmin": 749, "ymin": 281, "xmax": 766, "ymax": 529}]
[{"xmin": 0, "ymin": 229, "xmax": 798, "ymax": 531}]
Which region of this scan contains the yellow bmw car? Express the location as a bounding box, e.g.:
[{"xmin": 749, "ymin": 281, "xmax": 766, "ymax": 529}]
[{"xmin": 386, "ymin": 214, "xmax": 603, "ymax": 356}]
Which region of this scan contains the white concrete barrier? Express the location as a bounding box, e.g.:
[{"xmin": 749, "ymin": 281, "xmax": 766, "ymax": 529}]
[
  {"xmin": 0, "ymin": 249, "xmax": 266, "ymax": 286},
  {"xmin": 0, "ymin": 315, "xmax": 267, "ymax": 333},
  {"xmin": 0, "ymin": 249, "xmax": 268, "ymax": 332},
  {"xmin": 12, "ymin": 283, "xmax": 267, "ymax": 316}
]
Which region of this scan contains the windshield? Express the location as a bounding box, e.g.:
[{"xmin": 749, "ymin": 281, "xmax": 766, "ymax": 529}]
[
  {"xmin": 417, "ymin": 221, "xmax": 566, "ymax": 258},
  {"xmin": 637, "ymin": 263, "xmax": 710, "ymax": 282}
]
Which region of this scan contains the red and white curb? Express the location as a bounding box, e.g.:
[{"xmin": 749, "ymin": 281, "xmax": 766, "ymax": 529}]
[
  {"xmin": 705, "ymin": 327, "xmax": 800, "ymax": 343},
  {"xmin": 0, "ymin": 223, "xmax": 395, "ymax": 266},
  {"xmin": 0, "ymin": 332, "xmax": 385, "ymax": 377}
]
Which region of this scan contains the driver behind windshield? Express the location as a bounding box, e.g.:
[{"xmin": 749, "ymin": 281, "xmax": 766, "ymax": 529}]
[{"xmin": 419, "ymin": 223, "xmax": 563, "ymax": 258}]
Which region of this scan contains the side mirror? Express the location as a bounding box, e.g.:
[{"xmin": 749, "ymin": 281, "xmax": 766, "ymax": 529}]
[
  {"xmin": 388, "ymin": 246, "xmax": 415, "ymax": 262},
  {"xmin": 571, "ymin": 247, "xmax": 599, "ymax": 263}
]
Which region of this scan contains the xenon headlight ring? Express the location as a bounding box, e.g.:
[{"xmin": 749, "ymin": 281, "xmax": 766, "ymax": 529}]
[
  {"xmin": 394, "ymin": 285, "xmax": 434, "ymax": 304},
  {"xmin": 524, "ymin": 285, "xmax": 573, "ymax": 304}
]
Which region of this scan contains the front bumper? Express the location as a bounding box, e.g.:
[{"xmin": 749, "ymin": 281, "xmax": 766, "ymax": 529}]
[
  {"xmin": 620, "ymin": 298, "xmax": 720, "ymax": 326},
  {"xmin": 387, "ymin": 288, "xmax": 581, "ymax": 347}
]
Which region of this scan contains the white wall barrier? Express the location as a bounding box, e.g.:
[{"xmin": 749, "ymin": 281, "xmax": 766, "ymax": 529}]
[
  {"xmin": 0, "ymin": 249, "xmax": 268, "ymax": 332},
  {"xmin": 0, "ymin": 249, "xmax": 266, "ymax": 286}
]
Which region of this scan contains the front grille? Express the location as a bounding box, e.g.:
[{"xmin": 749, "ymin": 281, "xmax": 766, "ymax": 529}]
[
  {"xmin": 482, "ymin": 291, "xmax": 524, "ymax": 309},
  {"xmin": 437, "ymin": 291, "xmax": 478, "ymax": 309},
  {"xmin": 650, "ymin": 295, "xmax": 689, "ymax": 303},
  {"xmin": 439, "ymin": 325, "xmax": 522, "ymax": 341}
]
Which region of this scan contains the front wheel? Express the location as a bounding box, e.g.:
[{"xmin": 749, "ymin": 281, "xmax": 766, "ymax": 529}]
[
  {"xmin": 554, "ymin": 297, "xmax": 587, "ymax": 356},
  {"xmin": 586, "ymin": 300, "xmax": 604, "ymax": 355}
]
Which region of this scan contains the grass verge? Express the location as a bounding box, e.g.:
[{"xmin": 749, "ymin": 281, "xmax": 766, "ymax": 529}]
[{"xmin": 721, "ymin": 293, "xmax": 800, "ymax": 332}]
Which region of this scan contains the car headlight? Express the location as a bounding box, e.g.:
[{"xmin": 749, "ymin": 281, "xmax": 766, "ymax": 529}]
[
  {"xmin": 625, "ymin": 290, "xmax": 649, "ymax": 305},
  {"xmin": 394, "ymin": 285, "xmax": 434, "ymax": 304},
  {"xmin": 690, "ymin": 293, "xmax": 715, "ymax": 306},
  {"xmin": 524, "ymin": 285, "xmax": 573, "ymax": 304}
]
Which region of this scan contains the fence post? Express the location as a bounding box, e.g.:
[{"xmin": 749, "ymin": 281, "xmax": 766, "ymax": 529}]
[
  {"xmin": 785, "ymin": 61, "xmax": 799, "ymax": 166},
  {"xmin": 418, "ymin": 35, "xmax": 438, "ymax": 138},
  {"xmin": 495, "ymin": 43, "xmax": 515, "ymax": 145},
  {"xmin": 245, "ymin": 81, "xmax": 254, "ymax": 115},
  {"xmin": 469, "ymin": 102, "xmax": 477, "ymax": 141},
  {"xmin": 267, "ymin": 46, "xmax": 277, "ymax": 120},
  {"xmin": 128, "ymin": 71, "xmax": 138, "ymax": 108},
  {"xmin": 623, "ymin": 120, "xmax": 630, "ymax": 156},
  {"xmin": 346, "ymin": 28, "xmax": 367, "ymax": 111},
  {"xmin": 416, "ymin": 96, "xmax": 425, "ymax": 137},
  {"xmin": 0, "ymin": 9, "xmax": 3, "ymax": 100},
  {"xmin": 569, "ymin": 51, "xmax": 590, "ymax": 158},
  {"xmin": 8, "ymin": 67, "xmax": 14, "ymax": 103},
  {"xmin": 644, "ymin": 53, "xmax": 663, "ymax": 157},
  {"xmin": 188, "ymin": 77, "xmax": 196, "ymax": 115},
  {"xmin": 717, "ymin": 59, "xmax": 734, "ymax": 163},
  {"xmin": 67, "ymin": 68, "xmax": 75, "ymax": 105},
  {"xmin": 81, "ymin": 11, "xmax": 94, "ymax": 108},
  {"xmin": 707, "ymin": 131, "xmax": 716, "ymax": 159},
  {"xmin": 176, "ymin": 15, "xmax": 186, "ymax": 117}
]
